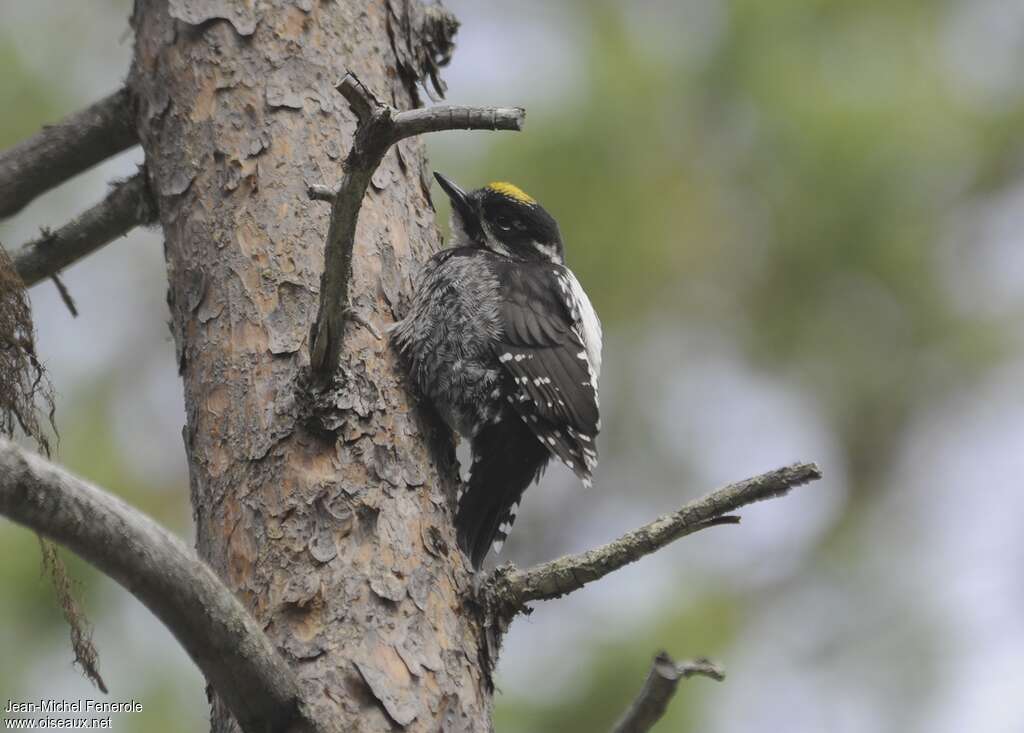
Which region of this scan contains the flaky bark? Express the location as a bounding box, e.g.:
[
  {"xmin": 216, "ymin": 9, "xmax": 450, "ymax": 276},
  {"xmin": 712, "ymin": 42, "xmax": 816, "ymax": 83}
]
[{"xmin": 130, "ymin": 2, "xmax": 488, "ymax": 732}]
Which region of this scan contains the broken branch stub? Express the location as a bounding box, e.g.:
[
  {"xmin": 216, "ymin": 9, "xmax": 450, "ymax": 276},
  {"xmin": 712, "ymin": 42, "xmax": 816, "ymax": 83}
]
[{"xmin": 307, "ymin": 71, "xmax": 524, "ymax": 376}]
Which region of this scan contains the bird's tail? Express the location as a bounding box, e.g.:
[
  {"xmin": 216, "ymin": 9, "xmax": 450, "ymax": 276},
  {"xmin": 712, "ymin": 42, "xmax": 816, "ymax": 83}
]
[{"xmin": 455, "ymin": 417, "xmax": 549, "ymax": 570}]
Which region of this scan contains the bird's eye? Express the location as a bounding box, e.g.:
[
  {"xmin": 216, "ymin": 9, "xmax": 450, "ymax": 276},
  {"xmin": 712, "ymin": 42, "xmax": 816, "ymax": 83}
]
[{"xmin": 494, "ymin": 216, "xmax": 514, "ymax": 231}]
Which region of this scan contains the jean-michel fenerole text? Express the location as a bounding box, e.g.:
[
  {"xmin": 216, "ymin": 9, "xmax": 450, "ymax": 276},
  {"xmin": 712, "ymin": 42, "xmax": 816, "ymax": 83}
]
[{"xmin": 5, "ymin": 700, "xmax": 142, "ymax": 714}]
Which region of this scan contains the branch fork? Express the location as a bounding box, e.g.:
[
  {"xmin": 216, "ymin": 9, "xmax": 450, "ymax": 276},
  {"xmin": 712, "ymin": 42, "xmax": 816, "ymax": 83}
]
[
  {"xmin": 613, "ymin": 652, "xmax": 726, "ymax": 733},
  {"xmin": 307, "ymin": 71, "xmax": 525, "ymax": 375}
]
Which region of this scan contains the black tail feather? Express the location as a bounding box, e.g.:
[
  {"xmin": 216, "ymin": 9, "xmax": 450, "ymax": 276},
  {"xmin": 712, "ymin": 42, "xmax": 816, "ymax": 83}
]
[{"xmin": 455, "ymin": 415, "xmax": 549, "ymax": 569}]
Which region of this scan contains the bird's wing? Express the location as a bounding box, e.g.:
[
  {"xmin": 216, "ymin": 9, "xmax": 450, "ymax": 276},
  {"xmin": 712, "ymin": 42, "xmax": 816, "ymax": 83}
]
[{"xmin": 493, "ymin": 262, "xmax": 602, "ymax": 483}]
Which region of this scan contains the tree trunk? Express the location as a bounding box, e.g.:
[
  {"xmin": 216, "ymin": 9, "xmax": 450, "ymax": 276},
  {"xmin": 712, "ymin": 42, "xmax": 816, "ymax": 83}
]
[{"xmin": 129, "ymin": 2, "xmax": 490, "ymax": 730}]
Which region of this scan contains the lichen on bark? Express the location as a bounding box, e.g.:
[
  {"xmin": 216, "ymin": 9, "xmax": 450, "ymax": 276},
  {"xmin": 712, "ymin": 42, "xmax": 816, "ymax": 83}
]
[
  {"xmin": 0, "ymin": 247, "xmax": 106, "ymax": 696},
  {"xmin": 0, "ymin": 245, "xmax": 55, "ymax": 454}
]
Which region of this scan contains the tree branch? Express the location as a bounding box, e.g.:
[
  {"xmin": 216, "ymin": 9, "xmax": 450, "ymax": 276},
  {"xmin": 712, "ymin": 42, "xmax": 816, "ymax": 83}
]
[
  {"xmin": 308, "ymin": 71, "xmax": 525, "ymax": 375},
  {"xmin": 613, "ymin": 651, "xmax": 725, "ymax": 733},
  {"xmin": 11, "ymin": 171, "xmax": 157, "ymax": 288},
  {"xmin": 0, "ymin": 88, "xmax": 139, "ymax": 220},
  {"xmin": 485, "ymin": 462, "xmax": 822, "ymax": 616},
  {"xmin": 0, "ymin": 439, "xmax": 322, "ymax": 733}
]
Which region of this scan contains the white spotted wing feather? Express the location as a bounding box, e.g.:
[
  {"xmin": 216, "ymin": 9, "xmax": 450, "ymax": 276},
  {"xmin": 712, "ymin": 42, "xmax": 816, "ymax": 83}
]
[{"xmin": 494, "ymin": 262, "xmax": 602, "ymax": 486}]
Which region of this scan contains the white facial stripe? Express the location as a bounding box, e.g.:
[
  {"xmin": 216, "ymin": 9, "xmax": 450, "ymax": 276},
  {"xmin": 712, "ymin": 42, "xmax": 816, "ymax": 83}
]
[
  {"xmin": 530, "ymin": 240, "xmax": 560, "ymax": 262},
  {"xmin": 448, "ymin": 210, "xmax": 473, "ymax": 248},
  {"xmin": 481, "ymin": 219, "xmax": 561, "ymax": 262},
  {"xmin": 480, "ymin": 221, "xmax": 515, "ymax": 258}
]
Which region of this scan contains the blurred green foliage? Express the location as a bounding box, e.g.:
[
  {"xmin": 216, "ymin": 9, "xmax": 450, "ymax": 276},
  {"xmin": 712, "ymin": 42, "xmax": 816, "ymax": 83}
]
[
  {"xmin": 449, "ymin": 1, "xmax": 1024, "ymax": 730},
  {"xmin": 0, "ymin": 47, "xmax": 58, "ymax": 150},
  {"xmin": 494, "ymin": 596, "xmax": 738, "ymax": 731},
  {"xmin": 469, "ymin": 1, "xmax": 1019, "ymax": 482}
]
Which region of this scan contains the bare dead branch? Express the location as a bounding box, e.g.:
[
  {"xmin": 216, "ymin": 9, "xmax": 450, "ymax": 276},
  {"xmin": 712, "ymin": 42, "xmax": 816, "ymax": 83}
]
[
  {"xmin": 0, "ymin": 439, "xmax": 322, "ymax": 733},
  {"xmin": 391, "ymin": 104, "xmax": 528, "ymax": 138},
  {"xmin": 0, "ymin": 88, "xmax": 139, "ymax": 219},
  {"xmin": 12, "ymin": 171, "xmax": 157, "ymax": 288},
  {"xmin": 613, "ymin": 651, "xmax": 725, "ymax": 733},
  {"xmin": 485, "ymin": 462, "xmax": 822, "ymax": 616},
  {"xmin": 307, "ymin": 71, "xmax": 524, "ymax": 375}
]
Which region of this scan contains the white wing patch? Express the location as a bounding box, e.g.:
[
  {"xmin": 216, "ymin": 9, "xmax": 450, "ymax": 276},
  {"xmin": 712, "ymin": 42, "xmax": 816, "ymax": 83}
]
[
  {"xmin": 564, "ymin": 270, "xmax": 603, "ymax": 378},
  {"xmin": 555, "ymin": 269, "xmax": 602, "ymax": 376},
  {"xmin": 556, "ymin": 268, "xmax": 603, "ymax": 429},
  {"xmin": 498, "ymin": 264, "xmax": 603, "ymax": 487}
]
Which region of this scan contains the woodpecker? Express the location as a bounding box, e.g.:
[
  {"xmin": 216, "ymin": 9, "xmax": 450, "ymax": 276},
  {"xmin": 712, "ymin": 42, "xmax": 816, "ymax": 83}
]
[{"xmin": 393, "ymin": 172, "xmax": 602, "ymax": 569}]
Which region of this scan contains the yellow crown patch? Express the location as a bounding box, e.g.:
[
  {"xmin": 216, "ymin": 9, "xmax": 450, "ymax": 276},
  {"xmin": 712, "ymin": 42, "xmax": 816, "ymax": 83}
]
[{"xmin": 486, "ymin": 181, "xmax": 536, "ymax": 205}]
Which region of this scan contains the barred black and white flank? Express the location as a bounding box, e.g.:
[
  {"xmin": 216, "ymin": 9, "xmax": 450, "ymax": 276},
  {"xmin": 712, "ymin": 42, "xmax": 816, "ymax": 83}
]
[{"xmin": 392, "ymin": 173, "xmax": 602, "ymax": 569}]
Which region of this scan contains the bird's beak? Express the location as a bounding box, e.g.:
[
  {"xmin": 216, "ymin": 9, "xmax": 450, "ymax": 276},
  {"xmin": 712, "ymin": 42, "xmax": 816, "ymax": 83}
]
[{"xmin": 433, "ymin": 172, "xmax": 481, "ymax": 237}]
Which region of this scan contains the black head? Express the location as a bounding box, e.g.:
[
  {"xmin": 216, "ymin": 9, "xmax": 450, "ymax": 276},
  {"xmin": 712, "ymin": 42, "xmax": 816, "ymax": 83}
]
[{"xmin": 434, "ymin": 172, "xmax": 564, "ymax": 263}]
